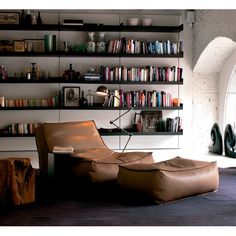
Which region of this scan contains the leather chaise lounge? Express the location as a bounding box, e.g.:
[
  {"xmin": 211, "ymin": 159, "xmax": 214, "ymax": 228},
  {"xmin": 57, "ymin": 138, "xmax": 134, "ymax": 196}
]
[{"xmin": 35, "ymin": 120, "xmax": 154, "ymax": 183}]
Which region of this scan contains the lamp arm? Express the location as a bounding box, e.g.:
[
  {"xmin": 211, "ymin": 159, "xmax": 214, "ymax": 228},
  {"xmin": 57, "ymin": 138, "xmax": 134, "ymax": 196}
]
[
  {"xmin": 109, "ymin": 107, "xmax": 133, "ymax": 152},
  {"xmin": 111, "ymin": 121, "xmax": 132, "ymax": 152},
  {"xmin": 109, "ymin": 120, "xmax": 132, "ymax": 136},
  {"xmin": 122, "ymin": 135, "xmax": 132, "ymax": 153},
  {"xmin": 110, "ymin": 107, "xmax": 133, "ymax": 124}
]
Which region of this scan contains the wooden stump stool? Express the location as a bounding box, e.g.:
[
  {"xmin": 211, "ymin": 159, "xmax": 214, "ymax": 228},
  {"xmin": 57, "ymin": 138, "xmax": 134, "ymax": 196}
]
[{"xmin": 0, "ymin": 157, "xmax": 35, "ymax": 207}]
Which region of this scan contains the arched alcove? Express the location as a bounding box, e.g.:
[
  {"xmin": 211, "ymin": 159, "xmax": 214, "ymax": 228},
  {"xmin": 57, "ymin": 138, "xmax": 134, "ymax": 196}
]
[
  {"xmin": 193, "ymin": 37, "xmax": 236, "ymax": 74},
  {"xmin": 224, "ymin": 66, "xmax": 236, "ymax": 128},
  {"xmin": 192, "ymin": 37, "xmax": 236, "ymax": 152},
  {"xmin": 219, "ymin": 49, "xmax": 236, "ymax": 134}
]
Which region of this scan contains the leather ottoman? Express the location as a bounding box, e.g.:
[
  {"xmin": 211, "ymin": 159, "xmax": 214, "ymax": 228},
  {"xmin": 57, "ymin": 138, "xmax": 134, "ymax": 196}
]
[
  {"xmin": 0, "ymin": 157, "xmax": 35, "ymax": 207},
  {"xmin": 71, "ymin": 150, "xmax": 154, "ymax": 182},
  {"xmin": 118, "ymin": 157, "xmax": 219, "ymax": 203}
]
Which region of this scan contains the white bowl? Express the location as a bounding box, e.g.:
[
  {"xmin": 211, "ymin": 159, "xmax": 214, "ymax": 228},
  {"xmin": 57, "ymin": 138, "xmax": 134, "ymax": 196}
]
[
  {"xmin": 141, "ymin": 18, "xmax": 152, "ymax": 26},
  {"xmin": 127, "ymin": 18, "xmax": 139, "ymax": 26}
]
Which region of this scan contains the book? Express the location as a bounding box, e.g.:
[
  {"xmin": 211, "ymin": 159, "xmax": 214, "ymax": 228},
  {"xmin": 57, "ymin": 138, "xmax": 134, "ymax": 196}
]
[
  {"xmin": 83, "ymin": 73, "xmax": 101, "ymax": 81},
  {"xmin": 53, "ymin": 145, "xmax": 74, "ymax": 153}
]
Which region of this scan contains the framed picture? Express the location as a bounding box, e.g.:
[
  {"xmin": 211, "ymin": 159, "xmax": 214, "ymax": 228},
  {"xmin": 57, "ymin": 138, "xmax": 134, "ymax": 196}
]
[
  {"xmin": 14, "ymin": 40, "xmax": 25, "ymax": 52},
  {"xmin": 141, "ymin": 111, "xmax": 162, "ymax": 132},
  {"xmin": 0, "ymin": 12, "xmax": 20, "ymax": 24},
  {"xmin": 63, "ymin": 87, "xmax": 80, "ymax": 107}
]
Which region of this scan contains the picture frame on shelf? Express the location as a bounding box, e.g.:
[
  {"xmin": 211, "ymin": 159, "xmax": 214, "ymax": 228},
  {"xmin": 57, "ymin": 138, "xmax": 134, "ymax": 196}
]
[
  {"xmin": 141, "ymin": 111, "xmax": 162, "ymax": 132},
  {"xmin": 13, "ymin": 40, "xmax": 25, "ymax": 52},
  {"xmin": 63, "ymin": 87, "xmax": 80, "ymax": 107},
  {"xmin": 0, "ymin": 12, "xmax": 20, "ymax": 24}
]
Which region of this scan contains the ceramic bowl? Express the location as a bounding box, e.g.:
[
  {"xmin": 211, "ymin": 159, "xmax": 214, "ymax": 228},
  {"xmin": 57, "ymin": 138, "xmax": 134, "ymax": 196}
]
[
  {"xmin": 127, "ymin": 18, "xmax": 139, "ymax": 26},
  {"xmin": 141, "ymin": 18, "xmax": 152, "ymax": 26}
]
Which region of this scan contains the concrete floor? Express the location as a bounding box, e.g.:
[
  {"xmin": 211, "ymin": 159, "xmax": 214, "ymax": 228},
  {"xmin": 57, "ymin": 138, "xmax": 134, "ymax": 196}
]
[{"xmin": 153, "ymin": 149, "xmax": 236, "ymax": 168}]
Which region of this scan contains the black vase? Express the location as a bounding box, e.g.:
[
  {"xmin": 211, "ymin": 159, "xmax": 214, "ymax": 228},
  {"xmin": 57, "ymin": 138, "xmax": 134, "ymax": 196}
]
[
  {"xmin": 79, "ymin": 91, "xmax": 88, "ymax": 107},
  {"xmin": 37, "ymin": 12, "xmax": 42, "ymax": 25}
]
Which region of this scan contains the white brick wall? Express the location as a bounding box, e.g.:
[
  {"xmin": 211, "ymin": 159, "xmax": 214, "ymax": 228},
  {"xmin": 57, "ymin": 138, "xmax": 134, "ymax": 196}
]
[{"xmin": 192, "ymin": 73, "xmax": 218, "ymax": 152}]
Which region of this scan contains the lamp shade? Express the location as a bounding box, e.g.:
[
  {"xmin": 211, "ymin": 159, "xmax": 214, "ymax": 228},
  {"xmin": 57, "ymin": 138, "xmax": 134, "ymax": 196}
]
[{"xmin": 96, "ymin": 86, "xmax": 108, "ymax": 96}]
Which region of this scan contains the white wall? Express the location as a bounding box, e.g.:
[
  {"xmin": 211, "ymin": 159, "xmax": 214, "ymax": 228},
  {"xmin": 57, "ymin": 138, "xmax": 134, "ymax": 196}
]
[{"xmin": 0, "ymin": 10, "xmax": 193, "ymax": 166}]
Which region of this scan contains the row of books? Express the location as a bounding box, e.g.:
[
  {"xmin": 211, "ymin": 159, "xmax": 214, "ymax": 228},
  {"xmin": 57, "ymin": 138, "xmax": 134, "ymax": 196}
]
[
  {"xmin": 107, "ymin": 38, "xmax": 183, "ymax": 55},
  {"xmin": 101, "ymin": 66, "xmax": 183, "ymax": 82},
  {"xmin": 4, "ymin": 96, "xmax": 59, "ymax": 107},
  {"xmin": 5, "ymin": 123, "xmax": 41, "ymax": 134},
  {"xmin": 156, "ymin": 117, "xmax": 182, "ymax": 133},
  {"xmin": 103, "ymin": 89, "xmax": 181, "ymax": 108}
]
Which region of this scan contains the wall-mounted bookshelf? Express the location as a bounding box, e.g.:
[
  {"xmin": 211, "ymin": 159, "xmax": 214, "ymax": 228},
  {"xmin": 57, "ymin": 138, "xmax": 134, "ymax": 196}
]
[{"xmin": 0, "ymin": 11, "xmax": 184, "ymax": 151}]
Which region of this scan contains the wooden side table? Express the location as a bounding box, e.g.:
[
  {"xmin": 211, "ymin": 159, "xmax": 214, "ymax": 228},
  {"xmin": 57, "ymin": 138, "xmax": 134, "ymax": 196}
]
[{"xmin": 0, "ymin": 157, "xmax": 35, "ymax": 206}]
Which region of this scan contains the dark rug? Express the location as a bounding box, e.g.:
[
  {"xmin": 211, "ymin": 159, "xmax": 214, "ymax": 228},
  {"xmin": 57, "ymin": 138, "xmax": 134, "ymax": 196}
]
[{"xmin": 1, "ymin": 167, "xmax": 236, "ymax": 226}]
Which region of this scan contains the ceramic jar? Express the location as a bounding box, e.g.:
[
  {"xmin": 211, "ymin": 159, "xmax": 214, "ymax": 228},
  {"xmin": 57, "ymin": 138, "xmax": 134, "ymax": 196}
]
[
  {"xmin": 86, "ymin": 32, "xmax": 96, "ymax": 53},
  {"xmin": 96, "ymin": 32, "xmax": 106, "ymax": 53}
]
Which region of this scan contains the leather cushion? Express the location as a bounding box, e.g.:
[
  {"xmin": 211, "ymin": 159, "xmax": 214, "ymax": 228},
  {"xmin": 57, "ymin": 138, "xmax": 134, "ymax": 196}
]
[
  {"xmin": 118, "ymin": 157, "xmax": 219, "ymax": 203},
  {"xmin": 71, "ymin": 151, "xmax": 154, "ymax": 182},
  {"xmin": 43, "ymin": 120, "xmax": 107, "ymax": 152}
]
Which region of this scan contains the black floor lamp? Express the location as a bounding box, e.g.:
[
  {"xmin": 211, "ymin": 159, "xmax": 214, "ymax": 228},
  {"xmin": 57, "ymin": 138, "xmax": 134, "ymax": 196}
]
[{"xmin": 96, "ymin": 86, "xmax": 133, "ymax": 152}]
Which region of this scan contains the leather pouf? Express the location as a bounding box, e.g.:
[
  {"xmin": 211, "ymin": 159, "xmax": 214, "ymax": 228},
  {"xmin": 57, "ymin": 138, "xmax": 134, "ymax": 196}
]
[{"xmin": 118, "ymin": 157, "xmax": 219, "ymax": 203}]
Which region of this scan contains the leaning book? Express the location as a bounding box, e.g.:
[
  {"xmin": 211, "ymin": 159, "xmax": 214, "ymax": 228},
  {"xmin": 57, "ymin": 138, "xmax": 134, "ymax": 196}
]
[{"xmin": 53, "ymin": 145, "xmax": 74, "ymax": 153}]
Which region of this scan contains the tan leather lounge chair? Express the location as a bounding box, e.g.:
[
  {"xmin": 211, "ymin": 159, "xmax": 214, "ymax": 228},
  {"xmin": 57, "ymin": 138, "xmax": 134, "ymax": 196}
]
[{"xmin": 35, "ymin": 120, "xmax": 153, "ymax": 183}]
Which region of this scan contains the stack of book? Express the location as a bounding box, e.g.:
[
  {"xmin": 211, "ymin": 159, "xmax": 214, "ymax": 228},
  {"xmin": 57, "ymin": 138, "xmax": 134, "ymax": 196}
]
[{"xmin": 83, "ymin": 73, "xmax": 101, "ymax": 81}]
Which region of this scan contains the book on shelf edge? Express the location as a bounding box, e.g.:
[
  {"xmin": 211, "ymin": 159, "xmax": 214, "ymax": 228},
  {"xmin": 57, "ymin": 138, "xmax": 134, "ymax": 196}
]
[{"xmin": 53, "ymin": 145, "xmax": 74, "ymax": 153}]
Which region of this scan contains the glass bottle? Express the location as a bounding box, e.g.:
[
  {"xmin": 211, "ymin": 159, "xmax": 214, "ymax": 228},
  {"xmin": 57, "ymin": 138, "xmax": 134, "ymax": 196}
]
[
  {"xmin": 0, "ymin": 65, "xmax": 3, "ymax": 80},
  {"xmin": 79, "ymin": 91, "xmax": 88, "ymax": 107},
  {"xmin": 26, "ymin": 67, "xmax": 31, "ymax": 80},
  {"xmin": 20, "ymin": 10, "xmax": 26, "ymax": 25},
  {"xmin": 31, "ymin": 14, "xmax": 37, "ymax": 25},
  {"xmin": 37, "ymin": 11, "xmax": 42, "ymax": 25},
  {"xmin": 31, "ymin": 63, "xmax": 37, "ymax": 80},
  {"xmin": 3, "ymin": 66, "xmax": 8, "ymax": 80},
  {"xmin": 64, "ymin": 64, "xmax": 75, "ymax": 80},
  {"xmin": 96, "ymin": 32, "xmax": 106, "ymax": 53},
  {"xmin": 86, "ymin": 89, "xmax": 94, "ymax": 106},
  {"xmin": 25, "ymin": 10, "xmax": 32, "ymax": 25},
  {"xmin": 86, "ymin": 32, "xmax": 96, "ymax": 53}
]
